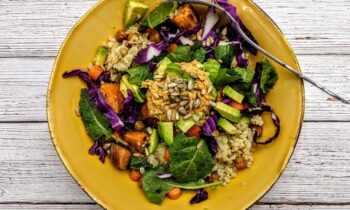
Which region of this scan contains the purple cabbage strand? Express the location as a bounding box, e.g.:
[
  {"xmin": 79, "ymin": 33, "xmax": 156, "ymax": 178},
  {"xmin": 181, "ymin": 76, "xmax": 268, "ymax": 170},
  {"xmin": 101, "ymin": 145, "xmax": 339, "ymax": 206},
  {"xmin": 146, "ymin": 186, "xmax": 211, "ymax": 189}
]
[
  {"xmin": 62, "ymin": 69, "xmax": 92, "ymax": 87},
  {"xmin": 88, "ymin": 139, "xmax": 106, "ymax": 163},
  {"xmin": 190, "ymin": 189, "xmax": 209, "ymax": 204}
]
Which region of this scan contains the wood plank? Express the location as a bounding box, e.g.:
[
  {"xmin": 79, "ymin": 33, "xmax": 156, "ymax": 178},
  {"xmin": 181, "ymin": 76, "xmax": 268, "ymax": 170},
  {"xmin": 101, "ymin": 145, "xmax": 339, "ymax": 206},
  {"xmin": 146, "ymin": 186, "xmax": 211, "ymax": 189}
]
[
  {"xmin": 0, "ymin": 204, "xmax": 349, "ymax": 210},
  {"xmin": 0, "ymin": 122, "xmax": 349, "ymax": 204},
  {"xmin": 0, "ymin": 0, "xmax": 349, "ymax": 57},
  {"xmin": 0, "ymin": 56, "xmax": 349, "ymax": 122}
]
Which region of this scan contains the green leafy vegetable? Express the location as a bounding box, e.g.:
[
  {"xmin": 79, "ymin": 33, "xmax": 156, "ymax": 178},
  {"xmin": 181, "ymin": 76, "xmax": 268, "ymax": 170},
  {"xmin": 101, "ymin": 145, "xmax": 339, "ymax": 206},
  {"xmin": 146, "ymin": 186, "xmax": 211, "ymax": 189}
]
[
  {"xmin": 192, "ymin": 41, "xmax": 202, "ymax": 51},
  {"xmin": 246, "ymin": 89, "xmax": 257, "ymax": 107},
  {"xmin": 192, "ymin": 47, "xmax": 207, "ymax": 63},
  {"xmin": 214, "ymin": 44, "xmax": 234, "ymax": 67},
  {"xmin": 168, "ymin": 46, "xmax": 192, "ymax": 62},
  {"xmin": 169, "ymin": 133, "xmax": 214, "ymax": 183},
  {"xmin": 214, "ymin": 68, "xmax": 237, "ymax": 89},
  {"xmin": 260, "ymin": 58, "xmax": 278, "ymax": 93},
  {"xmin": 129, "ymin": 156, "xmax": 153, "ymax": 170},
  {"xmin": 127, "ymin": 65, "xmax": 152, "ymax": 86},
  {"xmin": 203, "ymin": 59, "xmax": 220, "ymax": 83},
  {"xmin": 79, "ymin": 89, "xmax": 112, "ymax": 140},
  {"xmin": 229, "ymin": 67, "xmax": 255, "ymax": 83},
  {"xmin": 142, "ymin": 2, "xmax": 178, "ymax": 28},
  {"xmin": 142, "ymin": 167, "xmax": 222, "ymax": 205}
]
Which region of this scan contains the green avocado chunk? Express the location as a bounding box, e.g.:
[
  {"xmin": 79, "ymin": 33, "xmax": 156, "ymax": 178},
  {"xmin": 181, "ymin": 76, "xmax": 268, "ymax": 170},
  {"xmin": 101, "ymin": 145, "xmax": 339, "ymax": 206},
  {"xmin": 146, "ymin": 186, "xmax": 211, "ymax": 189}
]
[
  {"xmin": 93, "ymin": 46, "xmax": 108, "ymax": 66},
  {"xmin": 222, "ymin": 86, "xmax": 244, "ymax": 103},
  {"xmin": 214, "ymin": 102, "xmax": 241, "ymax": 123},
  {"xmin": 176, "ymin": 119, "xmax": 196, "ymax": 133},
  {"xmin": 124, "ymin": 0, "xmax": 149, "ymax": 27},
  {"xmin": 217, "ymin": 118, "xmax": 237, "ymax": 134},
  {"xmin": 148, "ymin": 129, "xmax": 159, "ymax": 154},
  {"xmin": 120, "ymin": 75, "xmax": 146, "ymax": 103},
  {"xmin": 157, "ymin": 122, "xmax": 174, "ymax": 146}
]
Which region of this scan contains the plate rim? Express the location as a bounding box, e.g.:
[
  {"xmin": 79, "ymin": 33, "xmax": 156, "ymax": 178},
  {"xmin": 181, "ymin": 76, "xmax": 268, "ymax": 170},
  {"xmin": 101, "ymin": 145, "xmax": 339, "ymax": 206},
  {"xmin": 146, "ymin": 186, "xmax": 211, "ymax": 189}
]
[{"xmin": 46, "ymin": 0, "xmax": 305, "ymax": 209}]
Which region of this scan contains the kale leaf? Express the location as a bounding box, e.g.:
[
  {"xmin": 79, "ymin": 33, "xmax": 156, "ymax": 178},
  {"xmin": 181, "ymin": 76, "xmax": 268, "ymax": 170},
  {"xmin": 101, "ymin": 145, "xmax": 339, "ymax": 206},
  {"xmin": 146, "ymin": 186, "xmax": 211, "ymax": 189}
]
[
  {"xmin": 260, "ymin": 58, "xmax": 278, "ymax": 93},
  {"xmin": 168, "ymin": 46, "xmax": 192, "ymax": 62},
  {"xmin": 142, "ymin": 2, "xmax": 178, "ymax": 28},
  {"xmin": 141, "ymin": 167, "xmax": 222, "ymax": 205},
  {"xmin": 127, "ymin": 65, "xmax": 152, "ymax": 86},
  {"xmin": 169, "ymin": 133, "xmax": 214, "ymax": 183},
  {"xmin": 230, "ymin": 67, "xmax": 255, "ymax": 83},
  {"xmin": 129, "ymin": 156, "xmax": 154, "ymax": 170},
  {"xmin": 79, "ymin": 88, "xmax": 112, "ymax": 140}
]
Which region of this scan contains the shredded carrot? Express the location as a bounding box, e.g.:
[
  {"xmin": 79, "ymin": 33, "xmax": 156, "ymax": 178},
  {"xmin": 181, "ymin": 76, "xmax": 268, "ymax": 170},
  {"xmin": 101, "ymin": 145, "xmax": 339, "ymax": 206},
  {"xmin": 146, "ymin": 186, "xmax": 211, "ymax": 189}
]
[
  {"xmin": 88, "ymin": 65, "xmax": 103, "ymax": 81},
  {"xmin": 186, "ymin": 125, "xmax": 202, "ymax": 137}
]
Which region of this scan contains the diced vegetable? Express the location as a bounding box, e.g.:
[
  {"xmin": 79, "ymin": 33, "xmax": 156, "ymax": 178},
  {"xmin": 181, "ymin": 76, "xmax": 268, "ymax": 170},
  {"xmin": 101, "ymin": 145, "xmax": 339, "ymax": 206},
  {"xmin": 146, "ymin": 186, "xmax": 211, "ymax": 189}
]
[
  {"xmin": 167, "ymin": 188, "xmax": 182, "ymax": 200},
  {"xmin": 120, "ymin": 75, "xmax": 146, "ymax": 103},
  {"xmin": 124, "ymin": 0, "xmax": 149, "ymax": 27},
  {"xmin": 110, "ymin": 144, "xmax": 132, "ymax": 170},
  {"xmin": 186, "ymin": 125, "xmax": 202, "ymax": 137},
  {"xmin": 142, "ymin": 2, "xmax": 178, "ymax": 28},
  {"xmin": 222, "ymin": 86, "xmax": 244, "ymax": 103},
  {"xmin": 93, "ymin": 46, "xmax": 108, "ymax": 66},
  {"xmin": 214, "ymin": 102, "xmax": 241, "ymax": 123},
  {"xmin": 217, "ymin": 118, "xmax": 236, "ymax": 134},
  {"xmin": 171, "ymin": 4, "xmax": 198, "ymax": 31},
  {"xmin": 99, "ymin": 84, "xmax": 125, "ymax": 113},
  {"xmin": 148, "ymin": 129, "xmax": 159, "ymax": 154},
  {"xmin": 129, "ymin": 169, "xmax": 143, "ymax": 182},
  {"xmin": 124, "ymin": 131, "xmax": 148, "ymax": 152},
  {"xmin": 177, "ymin": 119, "xmax": 196, "ymax": 133},
  {"xmin": 229, "ymin": 101, "xmax": 249, "ymax": 111}
]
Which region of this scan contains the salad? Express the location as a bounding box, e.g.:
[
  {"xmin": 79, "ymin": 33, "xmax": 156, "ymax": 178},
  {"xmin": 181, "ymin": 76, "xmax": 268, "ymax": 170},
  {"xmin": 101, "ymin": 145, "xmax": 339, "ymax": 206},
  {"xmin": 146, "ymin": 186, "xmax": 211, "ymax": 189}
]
[{"xmin": 63, "ymin": 0, "xmax": 280, "ymax": 205}]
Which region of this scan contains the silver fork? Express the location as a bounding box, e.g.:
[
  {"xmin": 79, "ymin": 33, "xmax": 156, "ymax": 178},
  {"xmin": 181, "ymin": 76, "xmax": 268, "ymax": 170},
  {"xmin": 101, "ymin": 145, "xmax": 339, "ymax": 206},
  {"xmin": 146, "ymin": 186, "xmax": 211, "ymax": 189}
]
[{"xmin": 166, "ymin": 0, "xmax": 349, "ymax": 104}]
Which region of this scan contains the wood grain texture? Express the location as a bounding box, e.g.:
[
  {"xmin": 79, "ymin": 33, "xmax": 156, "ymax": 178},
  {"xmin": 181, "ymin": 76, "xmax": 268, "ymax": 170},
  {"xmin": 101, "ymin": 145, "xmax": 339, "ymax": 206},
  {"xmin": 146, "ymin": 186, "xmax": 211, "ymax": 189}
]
[
  {"xmin": 0, "ymin": 0, "xmax": 349, "ymax": 57},
  {"xmin": 0, "ymin": 122, "xmax": 349, "ymax": 204},
  {"xmin": 0, "ymin": 56, "xmax": 349, "ymax": 122}
]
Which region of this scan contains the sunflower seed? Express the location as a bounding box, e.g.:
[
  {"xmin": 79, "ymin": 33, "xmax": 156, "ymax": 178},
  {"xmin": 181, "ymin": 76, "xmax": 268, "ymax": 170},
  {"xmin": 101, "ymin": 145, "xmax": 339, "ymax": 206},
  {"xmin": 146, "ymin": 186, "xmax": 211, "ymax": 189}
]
[
  {"xmin": 153, "ymin": 93, "xmax": 159, "ymax": 99},
  {"xmin": 166, "ymin": 77, "xmax": 171, "ymax": 83},
  {"xmin": 181, "ymin": 96, "xmax": 189, "ymax": 100},
  {"xmin": 184, "ymin": 114, "xmax": 192, "ymax": 120},
  {"xmin": 192, "ymin": 114, "xmax": 200, "ymax": 122},
  {"xmin": 146, "ymin": 127, "xmax": 153, "ymax": 135},
  {"xmin": 170, "ymin": 103, "xmax": 177, "ymax": 108},
  {"xmin": 179, "ymin": 107, "xmax": 187, "ymax": 115},
  {"xmin": 177, "ymin": 84, "xmax": 186, "ymax": 89},
  {"xmin": 209, "ymin": 101, "xmax": 217, "ymax": 107},
  {"xmin": 201, "ymin": 88, "xmax": 207, "ymax": 95},
  {"xmin": 189, "ymin": 101, "xmax": 194, "ymax": 110},
  {"xmin": 195, "ymin": 99, "xmax": 201, "ymax": 108},
  {"xmin": 208, "ymin": 85, "xmax": 213, "ymax": 93},
  {"xmin": 196, "ymin": 92, "xmax": 201, "ymax": 98},
  {"xmin": 175, "ymin": 79, "xmax": 184, "ymax": 84},
  {"xmin": 188, "ymin": 80, "xmax": 193, "ymax": 90},
  {"xmin": 197, "ymin": 33, "xmax": 202, "ymax": 41},
  {"xmin": 163, "ymin": 95, "xmax": 169, "ymax": 100},
  {"xmin": 175, "ymin": 98, "xmax": 181, "ymax": 102},
  {"xmin": 180, "ymin": 100, "xmax": 189, "ymax": 106},
  {"xmin": 190, "ymin": 73, "xmax": 198, "ymax": 79},
  {"xmin": 103, "ymin": 143, "xmax": 112, "ymax": 150},
  {"xmin": 167, "ymin": 110, "xmax": 172, "ymax": 121},
  {"xmin": 157, "ymin": 84, "xmax": 164, "ymax": 89},
  {"xmin": 171, "ymin": 92, "xmax": 180, "ymax": 96},
  {"xmin": 175, "ymin": 112, "xmax": 180, "ymax": 120},
  {"xmin": 75, "ymin": 108, "xmax": 81, "ymax": 116},
  {"xmin": 168, "ymin": 83, "xmax": 177, "ymax": 88},
  {"xmin": 181, "ymin": 92, "xmax": 189, "ymax": 96},
  {"xmin": 175, "ymin": 87, "xmax": 179, "ymax": 92}
]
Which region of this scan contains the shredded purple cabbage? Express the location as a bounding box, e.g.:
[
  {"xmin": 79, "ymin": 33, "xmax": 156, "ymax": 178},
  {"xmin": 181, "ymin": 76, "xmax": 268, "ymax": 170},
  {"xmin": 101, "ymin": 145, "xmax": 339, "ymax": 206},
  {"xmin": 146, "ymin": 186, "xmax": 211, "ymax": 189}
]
[
  {"xmin": 89, "ymin": 85, "xmax": 124, "ymax": 131},
  {"xmin": 202, "ymin": 114, "xmax": 219, "ymax": 136},
  {"xmin": 97, "ymin": 71, "xmax": 111, "ymax": 85},
  {"xmin": 232, "ymin": 40, "xmax": 249, "ymax": 67},
  {"xmin": 149, "ymin": 62, "xmax": 158, "ymax": 72},
  {"xmin": 190, "ymin": 189, "xmax": 209, "ymax": 204},
  {"xmin": 88, "ymin": 139, "xmax": 106, "ymax": 163},
  {"xmin": 222, "ymin": 98, "xmax": 232, "ymax": 104},
  {"xmin": 242, "ymin": 105, "xmax": 280, "ymax": 144},
  {"xmin": 252, "ymin": 62, "xmax": 266, "ymax": 105},
  {"xmin": 62, "ymin": 69, "xmax": 92, "ymax": 87},
  {"xmin": 121, "ymin": 90, "xmax": 140, "ymax": 125},
  {"xmin": 215, "ymin": 0, "xmax": 258, "ymax": 55},
  {"xmin": 156, "ymin": 173, "xmax": 173, "ymax": 179},
  {"xmin": 134, "ymin": 42, "xmax": 168, "ymax": 64},
  {"xmin": 202, "ymin": 7, "xmax": 220, "ymax": 40}
]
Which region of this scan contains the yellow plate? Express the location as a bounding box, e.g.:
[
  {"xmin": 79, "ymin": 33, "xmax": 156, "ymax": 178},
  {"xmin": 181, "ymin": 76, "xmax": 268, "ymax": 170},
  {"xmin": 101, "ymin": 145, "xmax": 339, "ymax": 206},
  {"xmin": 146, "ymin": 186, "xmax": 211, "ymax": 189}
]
[{"xmin": 47, "ymin": 0, "xmax": 304, "ymax": 209}]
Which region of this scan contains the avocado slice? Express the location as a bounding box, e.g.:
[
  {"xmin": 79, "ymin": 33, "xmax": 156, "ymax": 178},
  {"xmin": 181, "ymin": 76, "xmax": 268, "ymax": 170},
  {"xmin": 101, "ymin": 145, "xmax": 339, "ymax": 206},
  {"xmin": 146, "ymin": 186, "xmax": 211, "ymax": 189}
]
[
  {"xmin": 148, "ymin": 128, "xmax": 159, "ymax": 154},
  {"xmin": 241, "ymin": 116, "xmax": 251, "ymax": 124},
  {"xmin": 155, "ymin": 57, "xmax": 172, "ymax": 76},
  {"xmin": 124, "ymin": 0, "xmax": 149, "ymax": 27},
  {"xmin": 176, "ymin": 119, "xmax": 196, "ymax": 133},
  {"xmin": 217, "ymin": 118, "xmax": 237, "ymax": 134},
  {"xmin": 93, "ymin": 46, "xmax": 108, "ymax": 66},
  {"xmin": 120, "ymin": 75, "xmax": 146, "ymax": 103},
  {"xmin": 158, "ymin": 122, "xmax": 174, "ymax": 146},
  {"xmin": 214, "ymin": 102, "xmax": 241, "ymax": 123},
  {"xmin": 222, "ymin": 86, "xmax": 244, "ymax": 104}
]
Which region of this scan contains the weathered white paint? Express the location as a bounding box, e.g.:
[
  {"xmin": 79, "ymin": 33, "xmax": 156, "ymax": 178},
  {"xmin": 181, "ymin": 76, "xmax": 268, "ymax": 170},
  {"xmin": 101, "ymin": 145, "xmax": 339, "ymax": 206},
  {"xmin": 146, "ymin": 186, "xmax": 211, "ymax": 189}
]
[{"xmin": 0, "ymin": 0, "xmax": 349, "ymax": 209}]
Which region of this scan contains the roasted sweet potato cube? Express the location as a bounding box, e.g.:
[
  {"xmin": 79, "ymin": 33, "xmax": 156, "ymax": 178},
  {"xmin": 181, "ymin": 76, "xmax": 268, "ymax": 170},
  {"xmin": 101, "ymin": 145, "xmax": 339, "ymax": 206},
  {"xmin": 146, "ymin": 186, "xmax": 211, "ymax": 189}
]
[
  {"xmin": 110, "ymin": 144, "xmax": 131, "ymax": 170},
  {"xmin": 171, "ymin": 4, "xmax": 198, "ymax": 31},
  {"xmin": 140, "ymin": 102, "xmax": 150, "ymax": 120},
  {"xmin": 100, "ymin": 84, "xmax": 125, "ymax": 113},
  {"xmin": 123, "ymin": 131, "xmax": 148, "ymax": 152}
]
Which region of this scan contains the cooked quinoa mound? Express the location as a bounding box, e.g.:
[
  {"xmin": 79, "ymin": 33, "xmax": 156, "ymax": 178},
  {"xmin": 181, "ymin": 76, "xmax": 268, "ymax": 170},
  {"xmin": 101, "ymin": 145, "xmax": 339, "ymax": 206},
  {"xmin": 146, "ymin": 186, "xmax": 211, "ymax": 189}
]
[{"xmin": 214, "ymin": 122, "xmax": 256, "ymax": 185}]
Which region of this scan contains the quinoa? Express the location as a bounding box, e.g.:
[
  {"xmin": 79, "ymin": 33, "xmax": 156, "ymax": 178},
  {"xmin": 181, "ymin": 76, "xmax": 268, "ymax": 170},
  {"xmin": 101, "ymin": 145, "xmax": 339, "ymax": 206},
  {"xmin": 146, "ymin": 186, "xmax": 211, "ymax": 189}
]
[
  {"xmin": 104, "ymin": 25, "xmax": 150, "ymax": 73},
  {"xmin": 213, "ymin": 122, "xmax": 256, "ymax": 185},
  {"xmin": 251, "ymin": 115, "xmax": 264, "ymax": 126}
]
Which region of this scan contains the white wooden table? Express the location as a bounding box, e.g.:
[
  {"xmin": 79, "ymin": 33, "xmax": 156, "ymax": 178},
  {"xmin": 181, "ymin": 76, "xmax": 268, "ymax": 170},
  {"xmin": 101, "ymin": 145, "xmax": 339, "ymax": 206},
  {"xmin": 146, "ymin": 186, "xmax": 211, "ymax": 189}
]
[{"xmin": 1, "ymin": 0, "xmax": 350, "ymax": 209}]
